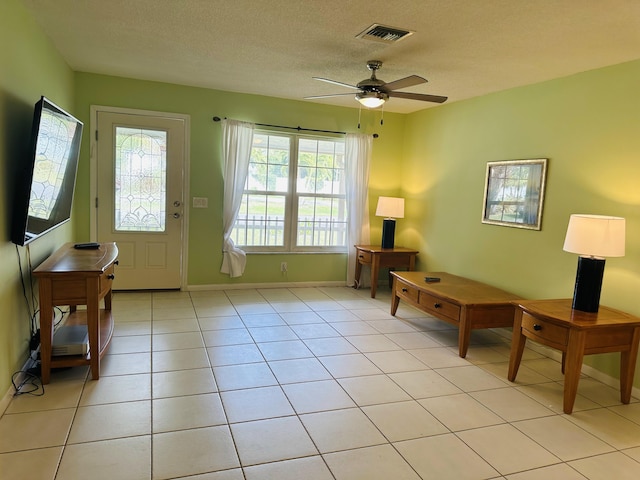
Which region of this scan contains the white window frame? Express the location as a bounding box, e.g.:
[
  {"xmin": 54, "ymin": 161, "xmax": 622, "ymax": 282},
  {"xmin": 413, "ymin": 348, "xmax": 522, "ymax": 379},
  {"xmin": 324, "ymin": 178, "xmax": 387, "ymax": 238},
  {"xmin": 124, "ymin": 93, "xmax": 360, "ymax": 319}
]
[{"xmin": 232, "ymin": 129, "xmax": 347, "ymax": 253}]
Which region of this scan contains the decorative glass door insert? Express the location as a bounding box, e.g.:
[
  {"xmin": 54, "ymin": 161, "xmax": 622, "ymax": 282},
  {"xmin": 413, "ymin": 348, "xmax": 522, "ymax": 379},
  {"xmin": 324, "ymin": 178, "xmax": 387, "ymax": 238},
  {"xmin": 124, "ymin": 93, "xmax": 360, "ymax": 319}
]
[{"xmin": 114, "ymin": 127, "xmax": 167, "ymax": 232}]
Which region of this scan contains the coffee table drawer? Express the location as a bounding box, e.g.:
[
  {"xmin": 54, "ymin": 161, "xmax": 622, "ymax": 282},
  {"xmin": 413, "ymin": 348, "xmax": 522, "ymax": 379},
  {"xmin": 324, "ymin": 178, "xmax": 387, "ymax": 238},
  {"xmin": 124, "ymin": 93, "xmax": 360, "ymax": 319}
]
[
  {"xmin": 521, "ymin": 312, "xmax": 568, "ymax": 348},
  {"xmin": 419, "ymin": 292, "xmax": 460, "ymax": 321},
  {"xmin": 396, "ymin": 279, "xmax": 419, "ymax": 303}
]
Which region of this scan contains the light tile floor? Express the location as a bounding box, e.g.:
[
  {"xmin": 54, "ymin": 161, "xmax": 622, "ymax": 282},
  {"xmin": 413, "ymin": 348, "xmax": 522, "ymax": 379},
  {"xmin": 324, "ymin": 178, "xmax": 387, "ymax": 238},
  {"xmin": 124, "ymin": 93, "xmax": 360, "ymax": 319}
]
[{"xmin": 2, "ymin": 286, "xmax": 640, "ymax": 479}]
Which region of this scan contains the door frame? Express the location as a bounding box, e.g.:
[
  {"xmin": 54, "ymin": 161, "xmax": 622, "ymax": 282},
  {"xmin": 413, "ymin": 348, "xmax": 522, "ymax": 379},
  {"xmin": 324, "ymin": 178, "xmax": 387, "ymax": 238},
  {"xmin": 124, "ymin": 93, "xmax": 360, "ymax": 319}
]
[{"xmin": 89, "ymin": 105, "xmax": 191, "ymax": 290}]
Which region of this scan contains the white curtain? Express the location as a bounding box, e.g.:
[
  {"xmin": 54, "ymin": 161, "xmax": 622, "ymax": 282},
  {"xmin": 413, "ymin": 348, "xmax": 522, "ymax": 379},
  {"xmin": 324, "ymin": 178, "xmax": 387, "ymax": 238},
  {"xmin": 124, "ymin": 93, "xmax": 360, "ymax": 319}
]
[
  {"xmin": 220, "ymin": 119, "xmax": 255, "ymax": 277},
  {"xmin": 345, "ymin": 133, "xmax": 373, "ymax": 287}
]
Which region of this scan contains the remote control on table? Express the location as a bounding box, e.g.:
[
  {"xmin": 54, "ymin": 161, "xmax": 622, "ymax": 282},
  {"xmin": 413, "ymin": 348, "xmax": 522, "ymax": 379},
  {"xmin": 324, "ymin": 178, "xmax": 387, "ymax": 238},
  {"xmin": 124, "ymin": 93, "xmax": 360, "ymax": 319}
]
[{"xmin": 74, "ymin": 242, "xmax": 100, "ymax": 249}]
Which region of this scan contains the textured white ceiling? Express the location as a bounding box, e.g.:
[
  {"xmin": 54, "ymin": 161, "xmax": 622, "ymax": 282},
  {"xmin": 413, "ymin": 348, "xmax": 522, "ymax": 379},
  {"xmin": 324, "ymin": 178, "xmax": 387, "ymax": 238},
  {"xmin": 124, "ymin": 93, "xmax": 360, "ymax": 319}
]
[{"xmin": 22, "ymin": 0, "xmax": 640, "ymax": 113}]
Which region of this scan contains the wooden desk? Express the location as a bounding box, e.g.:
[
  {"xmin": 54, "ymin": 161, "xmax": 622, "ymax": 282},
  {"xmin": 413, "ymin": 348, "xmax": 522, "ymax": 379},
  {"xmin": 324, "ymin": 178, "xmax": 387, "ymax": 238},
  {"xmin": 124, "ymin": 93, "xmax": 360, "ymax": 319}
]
[
  {"xmin": 354, "ymin": 245, "xmax": 418, "ymax": 298},
  {"xmin": 34, "ymin": 242, "xmax": 119, "ymax": 384},
  {"xmin": 391, "ymin": 271, "xmax": 520, "ymax": 357},
  {"xmin": 508, "ymin": 299, "xmax": 640, "ymax": 414}
]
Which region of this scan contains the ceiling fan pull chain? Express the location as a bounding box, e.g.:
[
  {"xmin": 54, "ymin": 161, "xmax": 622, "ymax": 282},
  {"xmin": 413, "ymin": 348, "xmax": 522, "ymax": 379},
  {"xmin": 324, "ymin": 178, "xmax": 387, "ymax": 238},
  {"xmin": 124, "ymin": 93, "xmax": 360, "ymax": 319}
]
[
  {"xmin": 357, "ymin": 103, "xmax": 362, "ymax": 129},
  {"xmin": 380, "ymin": 104, "xmax": 384, "ymax": 126}
]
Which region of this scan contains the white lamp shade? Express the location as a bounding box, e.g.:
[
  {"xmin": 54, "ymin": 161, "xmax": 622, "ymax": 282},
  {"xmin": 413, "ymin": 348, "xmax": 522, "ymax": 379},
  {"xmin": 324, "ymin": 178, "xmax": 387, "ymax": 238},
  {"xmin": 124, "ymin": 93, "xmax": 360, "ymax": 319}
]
[
  {"xmin": 563, "ymin": 214, "xmax": 625, "ymax": 258},
  {"xmin": 375, "ymin": 196, "xmax": 405, "ymax": 219}
]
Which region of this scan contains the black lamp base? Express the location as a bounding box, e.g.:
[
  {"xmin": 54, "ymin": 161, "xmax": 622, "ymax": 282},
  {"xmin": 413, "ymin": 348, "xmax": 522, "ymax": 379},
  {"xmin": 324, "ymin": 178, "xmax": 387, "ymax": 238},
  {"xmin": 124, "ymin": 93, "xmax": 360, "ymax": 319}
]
[
  {"xmin": 572, "ymin": 256, "xmax": 605, "ymax": 313},
  {"xmin": 381, "ymin": 219, "xmax": 396, "ymax": 249}
]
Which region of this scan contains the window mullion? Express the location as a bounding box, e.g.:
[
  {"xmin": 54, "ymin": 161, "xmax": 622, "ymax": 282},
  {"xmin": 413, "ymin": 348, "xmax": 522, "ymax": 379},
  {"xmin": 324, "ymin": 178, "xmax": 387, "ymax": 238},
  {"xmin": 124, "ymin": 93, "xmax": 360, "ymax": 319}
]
[{"xmin": 288, "ymin": 136, "xmax": 299, "ymax": 250}]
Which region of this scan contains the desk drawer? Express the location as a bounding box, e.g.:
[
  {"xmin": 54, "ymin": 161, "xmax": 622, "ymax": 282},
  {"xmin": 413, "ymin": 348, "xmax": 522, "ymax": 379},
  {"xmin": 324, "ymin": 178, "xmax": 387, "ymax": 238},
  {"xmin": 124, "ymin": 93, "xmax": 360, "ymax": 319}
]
[
  {"xmin": 419, "ymin": 293, "xmax": 460, "ymax": 321},
  {"xmin": 99, "ymin": 263, "xmax": 116, "ymax": 297},
  {"xmin": 521, "ymin": 312, "xmax": 568, "ymax": 348},
  {"xmin": 395, "ymin": 280, "xmax": 419, "ymax": 303},
  {"xmin": 357, "ymin": 250, "xmax": 372, "ymax": 264}
]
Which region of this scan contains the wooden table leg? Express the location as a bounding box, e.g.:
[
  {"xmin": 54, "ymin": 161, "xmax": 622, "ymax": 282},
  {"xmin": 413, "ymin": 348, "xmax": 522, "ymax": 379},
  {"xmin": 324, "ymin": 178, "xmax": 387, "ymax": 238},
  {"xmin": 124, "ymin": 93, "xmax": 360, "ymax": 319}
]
[
  {"xmin": 390, "ymin": 277, "xmax": 400, "ymax": 315},
  {"xmin": 508, "ymin": 309, "xmax": 526, "ymax": 382},
  {"xmin": 39, "ymin": 279, "xmax": 53, "ymax": 385},
  {"xmin": 370, "ymin": 255, "xmax": 380, "ymax": 298},
  {"xmin": 620, "ymin": 326, "xmax": 640, "ymax": 404},
  {"xmin": 86, "ymin": 277, "xmax": 101, "ymax": 381},
  {"xmin": 563, "ymin": 329, "xmax": 587, "ymax": 414},
  {"xmin": 354, "ymin": 254, "xmax": 363, "ymax": 289},
  {"xmin": 104, "ymin": 289, "xmax": 112, "ymax": 311},
  {"xmin": 458, "ymin": 310, "xmax": 472, "ymax": 358}
]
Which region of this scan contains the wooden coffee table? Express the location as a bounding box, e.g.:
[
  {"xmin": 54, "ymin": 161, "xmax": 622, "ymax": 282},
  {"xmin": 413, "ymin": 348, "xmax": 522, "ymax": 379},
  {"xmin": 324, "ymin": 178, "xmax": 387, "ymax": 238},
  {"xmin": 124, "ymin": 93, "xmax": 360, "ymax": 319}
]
[{"xmin": 391, "ymin": 271, "xmax": 520, "ymax": 357}]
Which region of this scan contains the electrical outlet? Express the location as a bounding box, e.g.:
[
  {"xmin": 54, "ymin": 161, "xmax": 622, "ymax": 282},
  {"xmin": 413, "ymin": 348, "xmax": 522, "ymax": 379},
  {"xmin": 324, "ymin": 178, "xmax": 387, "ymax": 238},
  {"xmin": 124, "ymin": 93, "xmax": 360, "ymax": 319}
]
[{"xmin": 281, "ymin": 262, "xmax": 287, "ymax": 273}]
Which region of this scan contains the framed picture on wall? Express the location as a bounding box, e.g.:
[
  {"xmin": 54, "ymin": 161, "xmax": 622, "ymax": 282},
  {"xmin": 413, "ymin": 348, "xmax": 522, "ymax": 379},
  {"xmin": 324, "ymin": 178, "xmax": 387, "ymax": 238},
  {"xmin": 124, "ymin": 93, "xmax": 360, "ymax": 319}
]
[{"xmin": 482, "ymin": 158, "xmax": 548, "ymax": 230}]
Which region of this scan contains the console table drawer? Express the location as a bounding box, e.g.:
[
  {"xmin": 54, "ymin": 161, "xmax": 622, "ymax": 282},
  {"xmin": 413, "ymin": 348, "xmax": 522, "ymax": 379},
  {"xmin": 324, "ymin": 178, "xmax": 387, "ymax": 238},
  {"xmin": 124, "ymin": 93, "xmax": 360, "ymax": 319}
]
[
  {"xmin": 357, "ymin": 251, "xmax": 372, "ymax": 264},
  {"xmin": 521, "ymin": 312, "xmax": 568, "ymax": 348},
  {"xmin": 419, "ymin": 292, "xmax": 460, "ymax": 321},
  {"xmin": 396, "ymin": 280, "xmax": 419, "ymax": 303},
  {"xmin": 100, "ymin": 264, "xmax": 116, "ymax": 297}
]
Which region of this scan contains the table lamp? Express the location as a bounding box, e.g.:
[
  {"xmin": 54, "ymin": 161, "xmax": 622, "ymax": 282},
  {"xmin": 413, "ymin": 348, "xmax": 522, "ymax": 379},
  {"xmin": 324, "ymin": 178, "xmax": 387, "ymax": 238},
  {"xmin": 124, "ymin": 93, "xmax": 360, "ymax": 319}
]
[
  {"xmin": 376, "ymin": 196, "xmax": 404, "ymax": 249},
  {"xmin": 562, "ymin": 214, "xmax": 625, "ymax": 313}
]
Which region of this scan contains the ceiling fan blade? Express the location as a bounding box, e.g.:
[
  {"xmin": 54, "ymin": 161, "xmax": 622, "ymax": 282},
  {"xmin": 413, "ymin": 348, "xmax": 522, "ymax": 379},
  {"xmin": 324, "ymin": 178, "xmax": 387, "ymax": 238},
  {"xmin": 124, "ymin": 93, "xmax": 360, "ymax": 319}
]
[
  {"xmin": 312, "ymin": 77, "xmax": 360, "ymax": 90},
  {"xmin": 304, "ymin": 92, "xmax": 356, "ymax": 100},
  {"xmin": 383, "ymin": 75, "xmax": 427, "ymax": 91},
  {"xmin": 388, "ymin": 91, "xmax": 448, "ymax": 103}
]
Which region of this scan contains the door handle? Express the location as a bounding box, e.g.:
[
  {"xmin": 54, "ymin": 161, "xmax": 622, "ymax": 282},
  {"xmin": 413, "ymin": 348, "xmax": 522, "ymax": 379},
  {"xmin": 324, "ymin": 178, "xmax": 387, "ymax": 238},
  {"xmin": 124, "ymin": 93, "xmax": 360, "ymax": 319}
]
[
  {"xmin": 173, "ymin": 200, "xmax": 182, "ymax": 207},
  {"xmin": 173, "ymin": 213, "xmax": 181, "ymax": 219}
]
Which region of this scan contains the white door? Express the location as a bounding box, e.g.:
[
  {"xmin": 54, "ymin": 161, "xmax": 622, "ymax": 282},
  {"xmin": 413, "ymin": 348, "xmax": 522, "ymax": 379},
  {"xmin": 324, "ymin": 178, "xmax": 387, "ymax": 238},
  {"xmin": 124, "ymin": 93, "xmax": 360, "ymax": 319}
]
[{"xmin": 94, "ymin": 110, "xmax": 188, "ymax": 290}]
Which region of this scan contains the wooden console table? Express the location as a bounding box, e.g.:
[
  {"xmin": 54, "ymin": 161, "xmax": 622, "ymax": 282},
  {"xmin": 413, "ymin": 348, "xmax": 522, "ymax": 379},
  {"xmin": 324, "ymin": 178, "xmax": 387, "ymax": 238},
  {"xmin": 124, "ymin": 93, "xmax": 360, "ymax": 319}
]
[
  {"xmin": 354, "ymin": 245, "xmax": 418, "ymax": 298},
  {"xmin": 391, "ymin": 271, "xmax": 520, "ymax": 357},
  {"xmin": 508, "ymin": 299, "xmax": 640, "ymax": 414},
  {"xmin": 34, "ymin": 242, "xmax": 118, "ymax": 384}
]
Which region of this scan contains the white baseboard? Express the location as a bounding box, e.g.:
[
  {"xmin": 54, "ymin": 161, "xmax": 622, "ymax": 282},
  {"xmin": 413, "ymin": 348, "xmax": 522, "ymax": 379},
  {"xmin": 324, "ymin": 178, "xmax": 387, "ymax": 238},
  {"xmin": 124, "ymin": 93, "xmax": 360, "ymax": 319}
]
[
  {"xmin": 187, "ymin": 280, "xmax": 346, "ymax": 291},
  {"xmin": 0, "ymin": 356, "xmax": 37, "ymax": 418},
  {"xmin": 0, "ymin": 386, "xmax": 15, "ymax": 418}
]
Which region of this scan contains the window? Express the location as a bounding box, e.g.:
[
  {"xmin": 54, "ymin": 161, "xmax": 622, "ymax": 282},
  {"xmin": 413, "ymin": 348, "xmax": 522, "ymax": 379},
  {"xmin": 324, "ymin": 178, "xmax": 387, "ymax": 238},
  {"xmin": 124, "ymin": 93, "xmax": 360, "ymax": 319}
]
[{"xmin": 231, "ymin": 131, "xmax": 347, "ymax": 252}]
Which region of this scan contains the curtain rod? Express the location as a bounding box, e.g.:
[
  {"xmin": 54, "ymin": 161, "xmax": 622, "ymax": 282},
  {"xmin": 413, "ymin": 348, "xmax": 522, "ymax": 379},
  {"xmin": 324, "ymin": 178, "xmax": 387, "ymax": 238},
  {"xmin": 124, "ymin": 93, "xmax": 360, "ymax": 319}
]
[{"xmin": 212, "ymin": 116, "xmax": 378, "ymax": 138}]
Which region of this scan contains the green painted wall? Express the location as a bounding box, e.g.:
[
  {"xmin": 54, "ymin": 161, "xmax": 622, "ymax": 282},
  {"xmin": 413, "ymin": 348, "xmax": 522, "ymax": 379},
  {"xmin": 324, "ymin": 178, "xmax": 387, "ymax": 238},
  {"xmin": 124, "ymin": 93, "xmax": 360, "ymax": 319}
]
[
  {"xmin": 0, "ymin": 0, "xmax": 76, "ymax": 395},
  {"xmin": 401, "ymin": 59, "xmax": 640, "ymax": 382},
  {"xmin": 73, "ymin": 73, "xmax": 406, "ymax": 286}
]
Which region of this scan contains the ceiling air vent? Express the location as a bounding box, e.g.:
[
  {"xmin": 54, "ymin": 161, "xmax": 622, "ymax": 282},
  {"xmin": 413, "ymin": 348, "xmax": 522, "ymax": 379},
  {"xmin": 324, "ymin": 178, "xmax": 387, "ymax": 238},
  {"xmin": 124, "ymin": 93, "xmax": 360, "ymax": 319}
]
[{"xmin": 356, "ymin": 24, "xmax": 414, "ymax": 43}]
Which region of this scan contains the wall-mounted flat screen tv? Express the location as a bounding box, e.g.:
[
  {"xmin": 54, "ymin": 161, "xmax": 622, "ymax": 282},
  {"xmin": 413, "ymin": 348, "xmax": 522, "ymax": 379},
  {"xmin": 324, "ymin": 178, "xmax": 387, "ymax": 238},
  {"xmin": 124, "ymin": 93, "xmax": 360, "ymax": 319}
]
[{"xmin": 11, "ymin": 96, "xmax": 83, "ymax": 246}]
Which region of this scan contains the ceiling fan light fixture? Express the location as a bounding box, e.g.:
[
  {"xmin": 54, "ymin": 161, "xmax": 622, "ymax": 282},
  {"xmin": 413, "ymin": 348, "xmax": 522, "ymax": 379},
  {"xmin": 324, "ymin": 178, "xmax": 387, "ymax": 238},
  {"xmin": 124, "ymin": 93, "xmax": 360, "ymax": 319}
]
[{"xmin": 356, "ymin": 91, "xmax": 388, "ymax": 108}]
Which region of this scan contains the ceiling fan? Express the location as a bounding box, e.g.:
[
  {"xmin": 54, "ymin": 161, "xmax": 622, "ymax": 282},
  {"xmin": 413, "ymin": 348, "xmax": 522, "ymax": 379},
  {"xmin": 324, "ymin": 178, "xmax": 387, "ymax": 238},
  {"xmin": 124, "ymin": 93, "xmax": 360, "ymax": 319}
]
[{"xmin": 305, "ymin": 60, "xmax": 448, "ymax": 108}]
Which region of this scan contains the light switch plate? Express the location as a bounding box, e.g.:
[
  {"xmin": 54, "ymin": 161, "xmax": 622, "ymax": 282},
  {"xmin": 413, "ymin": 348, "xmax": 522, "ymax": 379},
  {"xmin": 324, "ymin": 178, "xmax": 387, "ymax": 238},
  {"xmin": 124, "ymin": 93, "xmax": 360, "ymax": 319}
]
[{"xmin": 192, "ymin": 197, "xmax": 208, "ymax": 208}]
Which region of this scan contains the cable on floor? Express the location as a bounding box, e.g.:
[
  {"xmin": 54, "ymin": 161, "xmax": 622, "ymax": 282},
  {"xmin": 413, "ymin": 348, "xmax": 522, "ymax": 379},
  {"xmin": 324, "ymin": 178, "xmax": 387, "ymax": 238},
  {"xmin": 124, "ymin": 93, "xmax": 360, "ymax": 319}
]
[{"xmin": 11, "ymin": 368, "xmax": 44, "ymax": 397}]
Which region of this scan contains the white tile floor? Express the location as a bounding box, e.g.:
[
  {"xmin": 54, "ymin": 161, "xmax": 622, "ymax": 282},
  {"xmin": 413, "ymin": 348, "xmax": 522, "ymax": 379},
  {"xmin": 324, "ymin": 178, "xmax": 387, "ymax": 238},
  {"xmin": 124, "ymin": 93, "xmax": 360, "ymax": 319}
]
[{"xmin": 2, "ymin": 286, "xmax": 640, "ymax": 479}]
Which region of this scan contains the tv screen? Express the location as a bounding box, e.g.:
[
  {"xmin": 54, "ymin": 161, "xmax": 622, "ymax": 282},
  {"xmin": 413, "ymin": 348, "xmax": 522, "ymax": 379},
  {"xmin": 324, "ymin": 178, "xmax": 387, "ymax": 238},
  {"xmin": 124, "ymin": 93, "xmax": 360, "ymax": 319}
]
[{"xmin": 11, "ymin": 97, "xmax": 83, "ymax": 246}]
